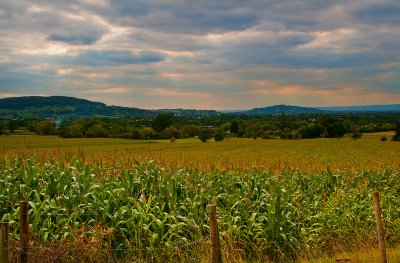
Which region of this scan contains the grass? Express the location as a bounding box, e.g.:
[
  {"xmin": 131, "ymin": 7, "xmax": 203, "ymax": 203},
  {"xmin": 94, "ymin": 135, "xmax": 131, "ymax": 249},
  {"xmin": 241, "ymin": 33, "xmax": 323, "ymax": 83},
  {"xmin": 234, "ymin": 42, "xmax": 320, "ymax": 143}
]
[{"xmin": 301, "ymin": 245, "xmax": 400, "ymax": 262}]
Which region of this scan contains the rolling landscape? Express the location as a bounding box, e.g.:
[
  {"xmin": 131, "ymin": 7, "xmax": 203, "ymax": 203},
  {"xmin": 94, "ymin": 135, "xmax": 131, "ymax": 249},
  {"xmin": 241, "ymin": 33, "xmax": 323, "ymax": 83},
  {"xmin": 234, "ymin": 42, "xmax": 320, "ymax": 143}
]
[
  {"xmin": 1, "ymin": 96, "xmax": 400, "ymax": 119},
  {"xmin": 0, "ymin": 96, "xmax": 400, "ymax": 262},
  {"xmin": 1, "ymin": 0, "xmax": 400, "ymax": 263}
]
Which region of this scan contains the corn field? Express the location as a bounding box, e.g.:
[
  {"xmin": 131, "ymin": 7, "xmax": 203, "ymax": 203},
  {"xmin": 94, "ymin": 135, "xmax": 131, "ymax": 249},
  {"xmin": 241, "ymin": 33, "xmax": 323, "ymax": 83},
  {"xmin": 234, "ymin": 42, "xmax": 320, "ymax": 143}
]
[{"xmin": 1, "ymin": 157, "xmax": 400, "ymax": 262}]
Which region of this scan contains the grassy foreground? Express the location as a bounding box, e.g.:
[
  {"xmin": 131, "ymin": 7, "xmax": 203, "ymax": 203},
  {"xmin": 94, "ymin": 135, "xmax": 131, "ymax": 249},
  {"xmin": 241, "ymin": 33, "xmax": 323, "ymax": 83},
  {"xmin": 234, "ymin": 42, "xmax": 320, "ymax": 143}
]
[{"xmin": 0, "ymin": 133, "xmax": 399, "ymax": 262}]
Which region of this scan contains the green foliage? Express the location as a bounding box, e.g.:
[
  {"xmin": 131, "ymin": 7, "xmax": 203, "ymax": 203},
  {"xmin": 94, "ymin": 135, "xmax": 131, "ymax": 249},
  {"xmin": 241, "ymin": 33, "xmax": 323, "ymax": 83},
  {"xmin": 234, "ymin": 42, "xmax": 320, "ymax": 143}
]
[
  {"xmin": 299, "ymin": 124, "xmax": 320, "ymax": 138},
  {"xmin": 230, "ymin": 121, "xmax": 239, "ymax": 134},
  {"xmin": 198, "ymin": 128, "xmax": 211, "ymax": 142},
  {"xmin": 0, "ymin": 120, "xmax": 6, "ymax": 135},
  {"xmin": 8, "ymin": 119, "xmax": 17, "ymax": 133},
  {"xmin": 152, "ymin": 114, "xmax": 174, "ymax": 132},
  {"xmin": 35, "ymin": 120, "xmax": 57, "ymax": 135},
  {"xmin": 130, "ymin": 128, "xmax": 141, "ymax": 139},
  {"xmin": 1, "ymin": 159, "xmax": 400, "ymax": 261},
  {"xmin": 351, "ymin": 132, "xmax": 363, "ymax": 140},
  {"xmin": 85, "ymin": 124, "xmax": 108, "ymax": 137},
  {"xmin": 11, "ymin": 107, "xmax": 399, "ymax": 142},
  {"xmin": 180, "ymin": 124, "xmax": 200, "ymax": 138},
  {"xmin": 214, "ymin": 129, "xmax": 225, "ymax": 141},
  {"xmin": 163, "ymin": 125, "xmax": 180, "ymax": 139},
  {"xmin": 349, "ymin": 124, "xmax": 363, "ymax": 140},
  {"xmin": 392, "ymin": 122, "xmax": 400, "ymax": 141},
  {"xmin": 139, "ymin": 127, "xmax": 156, "ymax": 139},
  {"xmin": 327, "ymin": 123, "xmax": 346, "ymax": 137},
  {"xmin": 59, "ymin": 123, "xmax": 84, "ymax": 138}
]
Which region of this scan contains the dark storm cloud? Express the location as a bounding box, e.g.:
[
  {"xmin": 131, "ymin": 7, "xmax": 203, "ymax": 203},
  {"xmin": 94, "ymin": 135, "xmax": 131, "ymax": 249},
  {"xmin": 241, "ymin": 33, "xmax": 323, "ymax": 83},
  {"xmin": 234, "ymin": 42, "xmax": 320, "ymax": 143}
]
[
  {"xmin": 353, "ymin": 2, "xmax": 400, "ymax": 25},
  {"xmin": 75, "ymin": 50, "xmax": 166, "ymax": 66},
  {"xmin": 47, "ymin": 33, "xmax": 100, "ymax": 45},
  {"xmin": 107, "ymin": 0, "xmax": 261, "ymax": 34}
]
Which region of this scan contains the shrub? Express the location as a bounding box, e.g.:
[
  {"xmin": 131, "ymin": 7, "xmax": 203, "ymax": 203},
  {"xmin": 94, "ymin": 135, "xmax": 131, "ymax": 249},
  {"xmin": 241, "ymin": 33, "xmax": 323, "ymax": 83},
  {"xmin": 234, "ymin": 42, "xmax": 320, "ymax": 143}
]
[
  {"xmin": 214, "ymin": 130, "xmax": 225, "ymax": 141},
  {"xmin": 263, "ymin": 133, "xmax": 272, "ymax": 139},
  {"xmin": 380, "ymin": 136, "xmax": 387, "ymax": 141},
  {"xmin": 392, "ymin": 134, "xmax": 400, "ymax": 141},
  {"xmin": 351, "ymin": 132, "xmax": 363, "ymax": 140}
]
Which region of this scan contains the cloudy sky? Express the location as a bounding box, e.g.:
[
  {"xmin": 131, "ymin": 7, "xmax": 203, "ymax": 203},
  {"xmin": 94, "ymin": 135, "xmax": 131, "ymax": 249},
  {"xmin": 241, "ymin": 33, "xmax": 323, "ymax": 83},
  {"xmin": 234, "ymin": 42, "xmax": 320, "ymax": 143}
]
[{"xmin": 0, "ymin": 0, "xmax": 399, "ymax": 109}]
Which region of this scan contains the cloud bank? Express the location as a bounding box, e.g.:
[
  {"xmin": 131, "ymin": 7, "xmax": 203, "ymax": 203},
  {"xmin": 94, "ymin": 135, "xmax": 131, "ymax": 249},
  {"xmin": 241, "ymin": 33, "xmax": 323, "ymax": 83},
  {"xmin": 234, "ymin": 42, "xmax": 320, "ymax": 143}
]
[{"xmin": 0, "ymin": 0, "xmax": 399, "ymax": 109}]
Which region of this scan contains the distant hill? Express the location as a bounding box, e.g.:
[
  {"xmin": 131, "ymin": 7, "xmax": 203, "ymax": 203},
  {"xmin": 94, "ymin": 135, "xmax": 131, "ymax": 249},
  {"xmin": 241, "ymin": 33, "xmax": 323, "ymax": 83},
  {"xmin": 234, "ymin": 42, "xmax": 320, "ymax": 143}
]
[
  {"xmin": 0, "ymin": 96, "xmax": 219, "ymax": 119},
  {"xmin": 153, "ymin": 108, "xmax": 220, "ymax": 118},
  {"xmin": 245, "ymin": 105, "xmax": 326, "ymax": 115},
  {"xmin": 242, "ymin": 104, "xmax": 400, "ymax": 115},
  {"xmin": 0, "ymin": 96, "xmax": 150, "ymax": 119},
  {"xmin": 1, "ymin": 96, "xmax": 398, "ymax": 119},
  {"xmin": 317, "ymin": 104, "xmax": 400, "ymax": 112}
]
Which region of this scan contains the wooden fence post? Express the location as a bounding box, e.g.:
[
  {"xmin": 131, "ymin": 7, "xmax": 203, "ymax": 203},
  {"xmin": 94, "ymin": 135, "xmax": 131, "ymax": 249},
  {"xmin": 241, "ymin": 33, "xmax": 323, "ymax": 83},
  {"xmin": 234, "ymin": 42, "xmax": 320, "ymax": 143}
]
[
  {"xmin": 373, "ymin": 192, "xmax": 387, "ymax": 263},
  {"xmin": 210, "ymin": 204, "xmax": 222, "ymax": 263},
  {"xmin": 20, "ymin": 201, "xmax": 29, "ymax": 263},
  {"xmin": 0, "ymin": 222, "xmax": 9, "ymax": 263}
]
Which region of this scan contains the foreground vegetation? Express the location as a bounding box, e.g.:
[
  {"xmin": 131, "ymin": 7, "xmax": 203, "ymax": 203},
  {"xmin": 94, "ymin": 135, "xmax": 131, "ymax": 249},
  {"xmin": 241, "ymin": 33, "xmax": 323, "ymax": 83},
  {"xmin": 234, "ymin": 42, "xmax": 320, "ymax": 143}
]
[
  {"xmin": 0, "ymin": 157, "xmax": 400, "ymax": 262},
  {"xmin": 0, "ymin": 134, "xmax": 399, "ymax": 262}
]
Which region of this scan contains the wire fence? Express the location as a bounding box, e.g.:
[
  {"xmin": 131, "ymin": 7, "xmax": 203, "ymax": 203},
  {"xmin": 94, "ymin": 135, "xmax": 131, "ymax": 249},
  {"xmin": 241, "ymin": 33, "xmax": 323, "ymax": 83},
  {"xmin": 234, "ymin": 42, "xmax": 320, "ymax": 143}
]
[
  {"xmin": 1, "ymin": 240, "xmax": 309, "ymax": 263},
  {"xmin": 0, "ymin": 192, "xmax": 391, "ymax": 263}
]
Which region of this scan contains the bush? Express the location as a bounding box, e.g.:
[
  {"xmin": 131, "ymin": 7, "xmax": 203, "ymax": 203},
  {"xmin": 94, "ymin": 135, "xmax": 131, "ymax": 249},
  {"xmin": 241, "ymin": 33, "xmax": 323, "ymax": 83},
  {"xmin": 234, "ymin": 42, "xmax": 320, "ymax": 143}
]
[
  {"xmin": 380, "ymin": 136, "xmax": 387, "ymax": 141},
  {"xmin": 263, "ymin": 133, "xmax": 272, "ymax": 139},
  {"xmin": 351, "ymin": 132, "xmax": 363, "ymax": 140},
  {"xmin": 214, "ymin": 129, "xmax": 225, "ymax": 142},
  {"xmin": 170, "ymin": 137, "xmax": 176, "ymax": 143}
]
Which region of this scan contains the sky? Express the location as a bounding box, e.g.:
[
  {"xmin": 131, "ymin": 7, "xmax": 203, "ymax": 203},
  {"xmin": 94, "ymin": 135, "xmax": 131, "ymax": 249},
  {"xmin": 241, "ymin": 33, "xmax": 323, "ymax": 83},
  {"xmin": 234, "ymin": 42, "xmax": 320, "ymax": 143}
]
[{"xmin": 0, "ymin": 0, "xmax": 399, "ymax": 110}]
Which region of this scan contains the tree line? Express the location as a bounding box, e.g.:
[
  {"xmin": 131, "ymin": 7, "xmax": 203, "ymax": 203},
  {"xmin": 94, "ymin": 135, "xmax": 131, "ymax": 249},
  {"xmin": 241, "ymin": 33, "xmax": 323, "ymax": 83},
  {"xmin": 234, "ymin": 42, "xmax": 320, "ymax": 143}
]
[{"xmin": 0, "ymin": 113, "xmax": 399, "ymax": 142}]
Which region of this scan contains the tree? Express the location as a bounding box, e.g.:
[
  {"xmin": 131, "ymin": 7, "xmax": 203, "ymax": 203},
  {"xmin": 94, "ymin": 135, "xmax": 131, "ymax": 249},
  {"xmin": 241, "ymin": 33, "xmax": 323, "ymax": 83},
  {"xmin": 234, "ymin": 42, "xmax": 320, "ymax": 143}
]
[
  {"xmin": 8, "ymin": 119, "xmax": 17, "ymax": 133},
  {"xmin": 230, "ymin": 121, "xmax": 239, "ymax": 134},
  {"xmin": 152, "ymin": 114, "xmax": 174, "ymax": 132},
  {"xmin": 327, "ymin": 123, "xmax": 346, "ymax": 138},
  {"xmin": 346, "ymin": 123, "xmax": 363, "ymax": 140},
  {"xmin": 85, "ymin": 124, "xmax": 108, "ymax": 137},
  {"xmin": 35, "ymin": 120, "xmax": 56, "ymax": 135},
  {"xmin": 181, "ymin": 125, "xmax": 200, "ymax": 138},
  {"xmin": 214, "ymin": 129, "xmax": 225, "ymax": 141},
  {"xmin": 392, "ymin": 122, "xmax": 400, "ymax": 141},
  {"xmin": 130, "ymin": 128, "xmax": 141, "ymax": 139},
  {"xmin": 0, "ymin": 121, "xmax": 6, "ymax": 135},
  {"xmin": 60, "ymin": 123, "xmax": 84, "ymax": 138},
  {"xmin": 198, "ymin": 128, "xmax": 211, "ymax": 142},
  {"xmin": 163, "ymin": 125, "xmax": 180, "ymax": 139},
  {"xmin": 139, "ymin": 127, "xmax": 155, "ymax": 139},
  {"xmin": 299, "ymin": 124, "xmax": 320, "ymax": 138}
]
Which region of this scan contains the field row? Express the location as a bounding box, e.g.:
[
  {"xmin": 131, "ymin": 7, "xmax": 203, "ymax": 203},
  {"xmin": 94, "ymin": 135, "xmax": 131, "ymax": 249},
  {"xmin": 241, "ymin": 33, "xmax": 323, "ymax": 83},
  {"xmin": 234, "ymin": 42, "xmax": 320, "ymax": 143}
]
[{"xmin": 0, "ymin": 132, "xmax": 399, "ymax": 172}]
